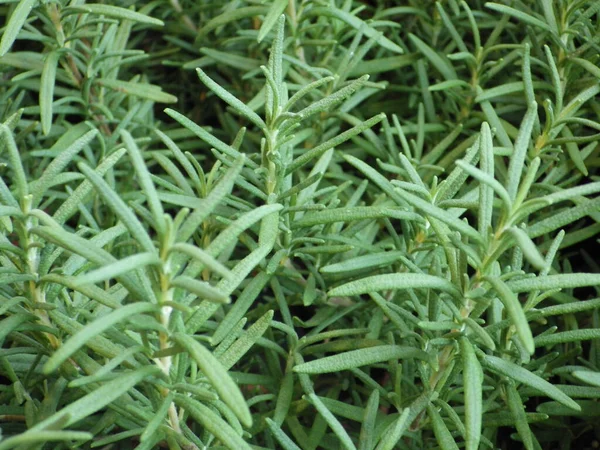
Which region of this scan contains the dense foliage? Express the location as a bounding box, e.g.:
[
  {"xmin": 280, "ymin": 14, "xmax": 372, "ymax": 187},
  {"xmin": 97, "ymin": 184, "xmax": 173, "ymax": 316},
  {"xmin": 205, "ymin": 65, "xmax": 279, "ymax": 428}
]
[{"xmin": 1, "ymin": 1, "xmax": 600, "ymax": 449}]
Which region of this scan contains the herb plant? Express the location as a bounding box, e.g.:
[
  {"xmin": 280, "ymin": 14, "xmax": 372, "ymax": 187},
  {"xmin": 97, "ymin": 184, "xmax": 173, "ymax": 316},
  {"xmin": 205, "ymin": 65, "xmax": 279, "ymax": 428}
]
[{"xmin": 1, "ymin": 1, "xmax": 600, "ymax": 449}]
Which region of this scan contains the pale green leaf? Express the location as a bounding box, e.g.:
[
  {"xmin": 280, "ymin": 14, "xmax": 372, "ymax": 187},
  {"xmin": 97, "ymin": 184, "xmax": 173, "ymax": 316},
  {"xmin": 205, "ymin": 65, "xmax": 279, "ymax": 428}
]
[
  {"xmin": 31, "ymin": 128, "xmax": 98, "ymax": 205},
  {"xmin": 409, "ymin": 33, "xmax": 457, "ymax": 81},
  {"xmin": 461, "ymin": 338, "xmax": 482, "ymax": 450},
  {"xmin": 358, "ymin": 390, "xmax": 379, "ymax": 450},
  {"xmin": 197, "ymin": 68, "xmax": 266, "ymax": 129},
  {"xmin": 328, "ymin": 273, "xmax": 462, "ymax": 300},
  {"xmin": 0, "ymin": 0, "xmax": 37, "ymax": 57},
  {"xmin": 321, "ymin": 250, "xmax": 405, "ymax": 275},
  {"xmin": 211, "ymin": 272, "xmax": 271, "ymax": 346},
  {"xmin": 32, "ymin": 366, "xmax": 160, "ymax": 431},
  {"xmin": 375, "ymin": 408, "xmax": 410, "ymax": 450},
  {"xmin": 258, "ymin": 4, "xmax": 286, "ymax": 43},
  {"xmin": 306, "ymin": 7, "xmax": 404, "ymax": 54},
  {"xmin": 293, "ymin": 345, "xmax": 431, "ymax": 374},
  {"xmin": 506, "ymin": 227, "xmax": 546, "ymax": 270},
  {"xmin": 266, "ymin": 418, "xmax": 302, "ymax": 450},
  {"xmin": 506, "ymin": 382, "xmax": 536, "ymax": 450},
  {"xmin": 170, "ymin": 276, "xmax": 230, "ymax": 304},
  {"xmin": 96, "ymin": 78, "xmax": 177, "ymax": 103},
  {"xmin": 293, "ymin": 206, "xmax": 421, "ymax": 228},
  {"xmin": 307, "ymin": 393, "xmax": 357, "ymax": 450},
  {"xmin": 217, "ymin": 310, "xmax": 274, "ymax": 370},
  {"xmin": 65, "ymin": 4, "xmax": 164, "ymax": 26},
  {"xmin": 73, "ymin": 252, "xmax": 160, "ymax": 286},
  {"xmin": 485, "ymin": 276, "xmax": 535, "ymax": 354},
  {"xmin": 53, "ymin": 148, "xmax": 127, "ymax": 225},
  {"xmin": 43, "ymin": 303, "xmax": 158, "ymax": 374},
  {"xmin": 482, "ymin": 355, "xmax": 580, "ymax": 411},
  {"xmin": 121, "ymin": 129, "xmax": 166, "ymax": 234},
  {"xmin": 40, "ymin": 50, "xmax": 59, "ymax": 135},
  {"xmin": 78, "ymin": 162, "xmax": 155, "ymax": 253},
  {"xmin": 573, "ymin": 371, "xmax": 600, "ymax": 388},
  {"xmin": 172, "ymin": 333, "xmax": 252, "ymax": 428},
  {"xmin": 0, "ymin": 430, "xmax": 93, "ymax": 450},
  {"xmin": 427, "ymin": 405, "xmax": 460, "ymax": 450},
  {"xmin": 485, "ymin": 3, "xmax": 552, "ymax": 31},
  {"xmin": 507, "ymin": 273, "xmax": 600, "ymax": 293}
]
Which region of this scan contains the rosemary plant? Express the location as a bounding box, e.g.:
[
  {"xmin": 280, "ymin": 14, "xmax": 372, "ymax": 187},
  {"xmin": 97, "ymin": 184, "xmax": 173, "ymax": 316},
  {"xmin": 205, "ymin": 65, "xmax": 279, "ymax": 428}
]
[{"xmin": 0, "ymin": 1, "xmax": 599, "ymax": 449}]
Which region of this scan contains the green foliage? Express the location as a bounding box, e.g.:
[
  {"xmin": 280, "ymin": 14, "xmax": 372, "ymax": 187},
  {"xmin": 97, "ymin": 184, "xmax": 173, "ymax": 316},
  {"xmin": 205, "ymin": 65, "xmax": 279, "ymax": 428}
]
[{"xmin": 0, "ymin": 1, "xmax": 599, "ymax": 449}]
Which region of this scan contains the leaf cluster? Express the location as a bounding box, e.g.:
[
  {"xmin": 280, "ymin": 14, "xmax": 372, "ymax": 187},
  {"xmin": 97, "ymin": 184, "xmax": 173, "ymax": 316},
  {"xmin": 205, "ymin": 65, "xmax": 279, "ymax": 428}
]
[{"xmin": 0, "ymin": 1, "xmax": 600, "ymax": 449}]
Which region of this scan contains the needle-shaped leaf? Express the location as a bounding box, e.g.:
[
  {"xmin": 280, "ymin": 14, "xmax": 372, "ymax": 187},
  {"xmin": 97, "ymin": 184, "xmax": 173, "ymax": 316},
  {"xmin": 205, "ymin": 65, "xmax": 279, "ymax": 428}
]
[
  {"xmin": 287, "ymin": 113, "xmax": 385, "ymax": 174},
  {"xmin": 31, "ymin": 127, "xmax": 98, "ymax": 205},
  {"xmin": 507, "ymin": 273, "xmax": 600, "ymax": 293},
  {"xmin": 456, "ymin": 160, "xmax": 511, "ymax": 214},
  {"xmin": 573, "ymin": 371, "xmax": 600, "ymax": 387},
  {"xmin": 178, "ymin": 155, "xmax": 246, "ymax": 242},
  {"xmin": 139, "ymin": 393, "xmax": 173, "ymax": 443},
  {"xmin": 321, "ymin": 250, "xmax": 406, "ymax": 275},
  {"xmin": 427, "ymin": 405, "xmax": 460, "ymax": 450},
  {"xmin": 0, "ymin": 0, "xmax": 37, "ymax": 57},
  {"xmin": 96, "ymin": 78, "xmax": 177, "ymax": 103},
  {"xmin": 307, "ymin": 393, "xmax": 357, "ymax": 450},
  {"xmin": 293, "ymin": 206, "xmax": 421, "ymax": 228},
  {"xmin": 197, "ymin": 68, "xmax": 266, "ymax": 129},
  {"xmin": 218, "ymin": 310, "xmax": 274, "ymax": 370},
  {"xmin": 266, "ymin": 418, "xmax": 302, "ymax": 450},
  {"xmin": 375, "ymin": 408, "xmax": 410, "ymax": 450},
  {"xmin": 64, "ymin": 4, "xmax": 164, "ymax": 26},
  {"xmin": 506, "ymin": 227, "xmax": 546, "ymax": 270},
  {"xmin": 258, "ymin": 4, "xmax": 287, "ymax": 43},
  {"xmin": 44, "ymin": 274, "xmax": 119, "ymax": 308},
  {"xmin": 164, "ymin": 109, "xmax": 248, "ymax": 166},
  {"xmin": 73, "ymin": 252, "xmax": 161, "ymax": 286},
  {"xmin": 294, "ymin": 345, "xmax": 431, "ymax": 374},
  {"xmin": 478, "ymin": 121, "xmax": 496, "ymax": 236},
  {"xmin": 1, "ymin": 124, "xmax": 28, "ymax": 200},
  {"xmin": 0, "ymin": 314, "xmax": 33, "ymax": 343},
  {"xmin": 53, "ymin": 148, "xmax": 126, "ymax": 225},
  {"xmin": 536, "ymin": 401, "xmax": 596, "ymax": 416},
  {"xmin": 40, "ymin": 50, "xmax": 59, "ymax": 135},
  {"xmin": 285, "ymin": 76, "xmax": 335, "ymax": 112},
  {"xmin": 169, "ymin": 243, "xmax": 232, "ymax": 279},
  {"xmin": 43, "ymin": 303, "xmax": 158, "ymax": 374},
  {"xmin": 485, "ymin": 276, "xmax": 534, "ymax": 354},
  {"xmin": 176, "ymin": 394, "xmax": 252, "ymax": 449},
  {"xmin": 170, "ymin": 276, "xmax": 230, "ymax": 304},
  {"xmin": 295, "ymin": 75, "xmax": 370, "ymax": 119},
  {"xmin": 305, "ymin": 7, "xmax": 404, "ymax": 54},
  {"xmin": 485, "ymin": 3, "xmax": 553, "ymax": 32},
  {"xmin": 507, "ymin": 103, "xmax": 537, "ymax": 201},
  {"xmin": 482, "ymin": 355, "xmax": 580, "ymax": 411},
  {"xmin": 121, "ymin": 129, "xmax": 166, "ymax": 235},
  {"xmin": 31, "ymin": 366, "xmax": 160, "ymax": 432},
  {"xmin": 358, "ymin": 390, "xmax": 379, "ymax": 450},
  {"xmin": 32, "ymin": 225, "xmax": 115, "ymax": 266},
  {"xmin": 78, "ymin": 162, "xmax": 155, "ymax": 253},
  {"xmin": 202, "ymin": 204, "xmax": 282, "ymax": 260},
  {"xmin": 409, "ymin": 33, "xmax": 457, "ymax": 81},
  {"xmin": 534, "ymin": 329, "xmax": 600, "ymax": 347},
  {"xmin": 461, "ymin": 338, "xmax": 482, "ymax": 450},
  {"xmin": 345, "ymin": 155, "xmax": 481, "ymax": 243},
  {"xmin": 328, "ymin": 273, "xmax": 462, "ymax": 300},
  {"xmin": 0, "ymin": 430, "xmax": 93, "ymax": 450},
  {"xmin": 212, "ymin": 272, "xmax": 270, "ymax": 346},
  {"xmin": 506, "ymin": 382, "xmax": 536, "ymax": 450},
  {"xmin": 196, "ymin": 6, "xmax": 269, "ymax": 40},
  {"xmin": 172, "ymin": 333, "xmax": 252, "ymax": 427}
]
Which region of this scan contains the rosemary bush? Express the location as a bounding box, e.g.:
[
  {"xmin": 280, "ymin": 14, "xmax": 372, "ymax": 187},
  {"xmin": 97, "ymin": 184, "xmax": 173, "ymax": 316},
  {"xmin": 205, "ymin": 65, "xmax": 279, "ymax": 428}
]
[{"xmin": 1, "ymin": 1, "xmax": 600, "ymax": 449}]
